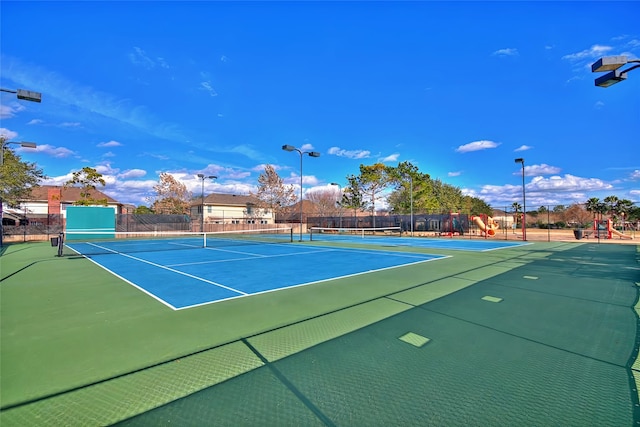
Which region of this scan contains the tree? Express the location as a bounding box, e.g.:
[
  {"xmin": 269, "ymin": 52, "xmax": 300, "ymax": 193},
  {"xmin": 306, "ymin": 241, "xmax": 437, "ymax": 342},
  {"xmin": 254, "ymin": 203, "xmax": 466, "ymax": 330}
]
[
  {"xmin": 348, "ymin": 163, "xmax": 391, "ymax": 227},
  {"xmin": 585, "ymin": 197, "xmax": 606, "ymax": 221},
  {"xmin": 65, "ymin": 166, "xmax": 108, "ymax": 206},
  {"xmin": 0, "ymin": 145, "xmax": 45, "ymax": 208},
  {"xmin": 251, "ymin": 165, "xmax": 297, "ymax": 220},
  {"xmin": 150, "ymin": 173, "xmax": 191, "ymax": 214},
  {"xmin": 564, "ymin": 204, "xmax": 592, "ymax": 228},
  {"xmin": 134, "ymin": 205, "xmax": 154, "ymax": 214},
  {"xmin": 341, "ymin": 175, "xmax": 367, "ymax": 220},
  {"xmin": 306, "ymin": 189, "xmax": 341, "ymax": 217}
]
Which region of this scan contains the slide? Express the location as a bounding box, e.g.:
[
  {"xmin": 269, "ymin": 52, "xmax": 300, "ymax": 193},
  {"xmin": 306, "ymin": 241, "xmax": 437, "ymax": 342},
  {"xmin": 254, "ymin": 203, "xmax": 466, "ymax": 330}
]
[
  {"xmin": 472, "ymin": 216, "xmax": 498, "ymax": 236},
  {"xmin": 608, "ymin": 225, "xmax": 633, "ymax": 240}
]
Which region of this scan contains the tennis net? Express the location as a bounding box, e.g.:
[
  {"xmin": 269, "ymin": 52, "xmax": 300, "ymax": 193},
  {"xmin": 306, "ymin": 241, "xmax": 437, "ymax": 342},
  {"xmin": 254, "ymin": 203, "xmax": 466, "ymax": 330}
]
[
  {"xmin": 62, "ymin": 227, "xmax": 293, "ymax": 256},
  {"xmin": 309, "ymin": 226, "xmax": 402, "ymax": 241}
]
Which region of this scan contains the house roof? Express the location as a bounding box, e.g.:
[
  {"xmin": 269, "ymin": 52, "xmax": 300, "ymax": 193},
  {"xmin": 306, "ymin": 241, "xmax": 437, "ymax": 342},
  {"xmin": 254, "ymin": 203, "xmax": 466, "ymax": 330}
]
[
  {"xmin": 192, "ymin": 193, "xmax": 260, "ymax": 207},
  {"xmin": 23, "ymin": 185, "xmax": 120, "ymax": 204}
]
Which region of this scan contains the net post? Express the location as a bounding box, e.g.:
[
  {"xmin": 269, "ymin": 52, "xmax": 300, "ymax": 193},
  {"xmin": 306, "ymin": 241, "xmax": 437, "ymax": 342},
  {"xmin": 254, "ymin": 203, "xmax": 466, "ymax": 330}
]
[
  {"xmin": 203, "ymin": 232, "xmax": 207, "ymax": 248},
  {"xmin": 57, "ymin": 232, "xmax": 64, "ymax": 257},
  {"xmin": 290, "ymin": 227, "xmax": 293, "ymax": 242}
]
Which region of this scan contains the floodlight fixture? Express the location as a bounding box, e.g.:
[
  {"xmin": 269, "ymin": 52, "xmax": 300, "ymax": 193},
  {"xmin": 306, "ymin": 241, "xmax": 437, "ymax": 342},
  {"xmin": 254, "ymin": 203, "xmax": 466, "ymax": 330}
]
[
  {"xmin": 0, "ymin": 87, "xmax": 42, "ymax": 103},
  {"xmin": 591, "ymin": 56, "xmax": 640, "ymax": 88},
  {"xmin": 1, "ymin": 141, "xmax": 38, "ymax": 166}
]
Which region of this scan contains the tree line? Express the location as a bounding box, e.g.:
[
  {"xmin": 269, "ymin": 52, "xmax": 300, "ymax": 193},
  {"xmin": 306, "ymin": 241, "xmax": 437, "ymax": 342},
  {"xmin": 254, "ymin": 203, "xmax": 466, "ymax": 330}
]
[{"xmin": 1, "ymin": 139, "xmax": 637, "ymax": 225}]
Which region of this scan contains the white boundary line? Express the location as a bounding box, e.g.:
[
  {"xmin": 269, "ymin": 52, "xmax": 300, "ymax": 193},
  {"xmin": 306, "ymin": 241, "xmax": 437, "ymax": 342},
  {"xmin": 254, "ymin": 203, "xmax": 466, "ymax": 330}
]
[
  {"xmin": 177, "ymin": 255, "xmax": 449, "ymax": 310},
  {"xmin": 83, "ymin": 242, "xmax": 248, "ymax": 296}
]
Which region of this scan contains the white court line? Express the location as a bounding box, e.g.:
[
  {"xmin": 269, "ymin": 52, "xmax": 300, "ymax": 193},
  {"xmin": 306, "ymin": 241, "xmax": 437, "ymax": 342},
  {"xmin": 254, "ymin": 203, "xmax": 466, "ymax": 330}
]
[
  {"xmin": 83, "ymin": 242, "xmax": 248, "ymax": 296},
  {"xmin": 177, "ymin": 255, "xmax": 449, "ymax": 310},
  {"xmin": 168, "ymin": 248, "xmax": 336, "ymax": 267}
]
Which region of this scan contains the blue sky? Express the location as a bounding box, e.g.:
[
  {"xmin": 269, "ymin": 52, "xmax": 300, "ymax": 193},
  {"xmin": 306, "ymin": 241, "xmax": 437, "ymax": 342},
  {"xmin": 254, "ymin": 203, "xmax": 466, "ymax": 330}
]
[{"xmin": 1, "ymin": 1, "xmax": 639, "ymax": 210}]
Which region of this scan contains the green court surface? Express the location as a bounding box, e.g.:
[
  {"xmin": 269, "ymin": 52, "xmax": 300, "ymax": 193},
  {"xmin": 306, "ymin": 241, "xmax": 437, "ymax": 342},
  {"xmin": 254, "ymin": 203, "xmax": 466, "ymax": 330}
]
[{"xmin": 1, "ymin": 240, "xmax": 639, "ymax": 426}]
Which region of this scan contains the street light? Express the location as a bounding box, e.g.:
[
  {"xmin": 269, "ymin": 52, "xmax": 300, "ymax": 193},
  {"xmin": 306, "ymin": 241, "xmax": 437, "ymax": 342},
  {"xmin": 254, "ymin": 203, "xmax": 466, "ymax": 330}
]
[
  {"xmin": 197, "ymin": 173, "xmax": 217, "ymax": 232},
  {"xmin": 0, "ymin": 87, "xmax": 40, "ymax": 248},
  {"xmin": 282, "ymin": 144, "xmax": 320, "ymax": 241},
  {"xmin": 514, "ymin": 158, "xmax": 526, "ymax": 241},
  {"xmin": 0, "ymin": 88, "xmax": 42, "ymax": 103},
  {"xmin": 591, "ymin": 56, "xmax": 640, "ymax": 88},
  {"xmin": 330, "ymin": 182, "xmax": 343, "ymax": 228},
  {"xmin": 1, "ymin": 141, "xmax": 37, "ymax": 166},
  {"xmin": 404, "ymin": 174, "xmax": 414, "ymax": 237}
]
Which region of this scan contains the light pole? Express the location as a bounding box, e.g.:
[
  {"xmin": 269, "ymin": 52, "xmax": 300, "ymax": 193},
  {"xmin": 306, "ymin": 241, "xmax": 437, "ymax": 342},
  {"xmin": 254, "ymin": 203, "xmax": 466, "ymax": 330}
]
[
  {"xmin": 591, "ymin": 56, "xmax": 640, "ymax": 87},
  {"xmin": 282, "ymin": 145, "xmax": 320, "ymax": 241},
  {"xmin": 1, "ymin": 140, "xmax": 37, "ymax": 166},
  {"xmin": 330, "ymin": 182, "xmax": 343, "ymax": 228},
  {"xmin": 0, "ymin": 87, "xmax": 40, "ymax": 248},
  {"xmin": 404, "ymin": 174, "xmax": 414, "ymax": 236},
  {"xmin": 514, "ymin": 158, "xmax": 526, "ymax": 241},
  {"xmin": 197, "ymin": 173, "xmax": 217, "ymax": 232}
]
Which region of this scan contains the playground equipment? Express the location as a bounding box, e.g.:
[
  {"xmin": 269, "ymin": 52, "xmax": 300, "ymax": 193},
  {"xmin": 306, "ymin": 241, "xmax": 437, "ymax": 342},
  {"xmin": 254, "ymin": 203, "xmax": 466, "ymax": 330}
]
[
  {"xmin": 580, "ymin": 219, "xmax": 634, "ymax": 240},
  {"xmin": 441, "ymin": 212, "xmax": 465, "ymax": 237},
  {"xmin": 594, "ymin": 219, "xmax": 633, "ymax": 239},
  {"xmin": 471, "ymin": 215, "xmax": 499, "ymax": 237}
]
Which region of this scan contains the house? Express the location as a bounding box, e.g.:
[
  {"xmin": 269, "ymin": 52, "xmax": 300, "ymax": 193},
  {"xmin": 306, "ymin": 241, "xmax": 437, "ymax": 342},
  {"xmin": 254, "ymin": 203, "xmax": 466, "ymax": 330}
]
[
  {"xmin": 190, "ymin": 193, "xmax": 275, "ymax": 227},
  {"xmin": 2, "ymin": 185, "xmax": 123, "ymax": 224}
]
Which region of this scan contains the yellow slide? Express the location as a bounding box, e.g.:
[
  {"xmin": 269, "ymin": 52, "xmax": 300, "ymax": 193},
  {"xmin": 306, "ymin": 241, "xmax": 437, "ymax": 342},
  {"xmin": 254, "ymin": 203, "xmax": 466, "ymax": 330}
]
[
  {"xmin": 608, "ymin": 224, "xmax": 633, "ymax": 239},
  {"xmin": 472, "ymin": 216, "xmax": 499, "ymax": 236}
]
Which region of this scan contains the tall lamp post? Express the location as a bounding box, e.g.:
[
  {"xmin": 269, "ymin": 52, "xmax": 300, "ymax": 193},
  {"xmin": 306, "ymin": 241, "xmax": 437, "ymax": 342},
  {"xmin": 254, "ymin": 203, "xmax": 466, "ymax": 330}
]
[
  {"xmin": 0, "ymin": 87, "xmax": 41, "ymax": 248},
  {"xmin": 1, "ymin": 141, "xmax": 37, "ymax": 166},
  {"xmin": 197, "ymin": 173, "xmax": 217, "ymax": 232},
  {"xmin": 591, "ymin": 56, "xmax": 640, "ymax": 87},
  {"xmin": 514, "ymin": 158, "xmax": 526, "ymax": 241},
  {"xmin": 404, "ymin": 174, "xmax": 414, "ymax": 236},
  {"xmin": 1, "ymin": 141, "xmax": 37, "ymax": 248},
  {"xmin": 282, "ymin": 145, "xmax": 320, "ymax": 241},
  {"xmin": 330, "ymin": 182, "xmax": 343, "ymax": 228}
]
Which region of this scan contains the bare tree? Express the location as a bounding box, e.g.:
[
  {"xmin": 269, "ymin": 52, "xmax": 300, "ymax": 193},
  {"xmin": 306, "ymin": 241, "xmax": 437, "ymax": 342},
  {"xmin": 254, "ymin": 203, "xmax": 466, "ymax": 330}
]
[
  {"xmin": 150, "ymin": 173, "xmax": 192, "ymax": 214},
  {"xmin": 307, "ymin": 188, "xmax": 341, "ymax": 217},
  {"xmin": 251, "ymin": 165, "xmax": 297, "ymax": 219}
]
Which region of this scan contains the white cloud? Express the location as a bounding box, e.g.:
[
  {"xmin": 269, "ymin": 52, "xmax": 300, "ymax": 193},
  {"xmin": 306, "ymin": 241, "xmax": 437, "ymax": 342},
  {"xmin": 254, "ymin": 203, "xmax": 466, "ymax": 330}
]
[
  {"xmin": 97, "ymin": 140, "xmax": 123, "ymax": 147},
  {"xmin": 328, "ymin": 146, "xmax": 371, "ymax": 159},
  {"xmin": 60, "ymin": 122, "xmax": 81, "ymax": 128},
  {"xmin": 129, "ymin": 47, "xmax": 156, "ymax": 69},
  {"xmin": 200, "ymin": 81, "xmax": 218, "ymax": 96},
  {"xmin": 0, "ymin": 127, "xmax": 19, "ymax": 140},
  {"xmin": 528, "ymin": 174, "xmax": 612, "ymax": 192},
  {"xmin": 448, "ymin": 171, "xmax": 462, "ymax": 177},
  {"xmin": 562, "ymin": 44, "xmax": 613, "ymax": 62},
  {"xmin": 514, "ymin": 145, "xmax": 532, "ymax": 152},
  {"xmin": 515, "ymin": 164, "xmax": 562, "ymax": 176},
  {"xmin": 594, "ymin": 101, "xmax": 605, "ymax": 109},
  {"xmin": 492, "ymin": 48, "xmax": 519, "ymax": 57},
  {"xmin": 380, "ymin": 153, "xmax": 399, "ymax": 163},
  {"xmin": 27, "ymin": 119, "xmax": 43, "ymax": 125},
  {"xmin": 33, "ymin": 144, "xmax": 75, "ymax": 158},
  {"xmin": 630, "ymin": 170, "xmax": 640, "ymax": 180},
  {"xmin": 0, "ymin": 103, "xmax": 25, "ymax": 119},
  {"xmin": 455, "ymin": 140, "xmax": 500, "ymax": 153},
  {"xmin": 118, "ymin": 169, "xmax": 147, "ymax": 179}
]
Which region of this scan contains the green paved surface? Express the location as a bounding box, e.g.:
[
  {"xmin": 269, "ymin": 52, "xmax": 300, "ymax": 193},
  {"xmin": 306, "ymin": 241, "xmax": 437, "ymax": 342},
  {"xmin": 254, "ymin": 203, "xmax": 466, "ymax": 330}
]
[{"xmin": 1, "ymin": 240, "xmax": 638, "ymax": 425}]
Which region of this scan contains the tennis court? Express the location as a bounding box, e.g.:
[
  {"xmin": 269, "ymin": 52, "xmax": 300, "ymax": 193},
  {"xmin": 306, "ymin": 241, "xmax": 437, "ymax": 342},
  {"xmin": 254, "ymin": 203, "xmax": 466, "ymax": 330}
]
[
  {"xmin": 309, "ymin": 226, "xmax": 529, "ymax": 251},
  {"xmin": 64, "ymin": 230, "xmax": 446, "ymax": 309},
  {"xmin": 1, "ymin": 236, "xmax": 639, "ymax": 426}
]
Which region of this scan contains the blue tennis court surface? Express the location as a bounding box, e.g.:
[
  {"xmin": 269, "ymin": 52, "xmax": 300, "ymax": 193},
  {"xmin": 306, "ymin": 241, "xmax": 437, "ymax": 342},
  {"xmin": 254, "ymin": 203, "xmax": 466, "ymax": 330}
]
[
  {"xmin": 311, "ymin": 234, "xmax": 529, "ymax": 251},
  {"xmin": 66, "ymin": 242, "xmax": 446, "ymax": 310}
]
